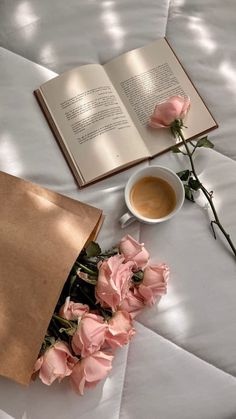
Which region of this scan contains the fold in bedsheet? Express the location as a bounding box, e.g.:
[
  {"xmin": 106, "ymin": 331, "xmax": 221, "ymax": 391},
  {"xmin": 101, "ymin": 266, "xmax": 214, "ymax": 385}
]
[
  {"xmin": 166, "ymin": 0, "xmax": 236, "ymax": 160},
  {"xmin": 1, "ymin": 0, "xmax": 236, "ymax": 417}
]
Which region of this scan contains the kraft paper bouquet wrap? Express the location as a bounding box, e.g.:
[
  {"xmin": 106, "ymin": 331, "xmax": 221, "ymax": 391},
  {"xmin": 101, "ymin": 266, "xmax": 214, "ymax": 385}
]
[{"xmin": 0, "ymin": 171, "xmax": 103, "ymax": 385}]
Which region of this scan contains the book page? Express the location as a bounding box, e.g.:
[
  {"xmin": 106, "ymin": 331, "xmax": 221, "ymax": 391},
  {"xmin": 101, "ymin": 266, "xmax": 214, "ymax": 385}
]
[
  {"xmin": 39, "ymin": 65, "xmax": 149, "ymax": 184},
  {"xmin": 104, "ymin": 39, "xmax": 216, "ymax": 156}
]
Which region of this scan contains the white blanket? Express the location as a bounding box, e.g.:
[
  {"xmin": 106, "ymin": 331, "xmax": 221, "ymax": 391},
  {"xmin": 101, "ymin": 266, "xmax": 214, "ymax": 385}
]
[{"xmin": 1, "ymin": 0, "xmax": 236, "ymax": 417}]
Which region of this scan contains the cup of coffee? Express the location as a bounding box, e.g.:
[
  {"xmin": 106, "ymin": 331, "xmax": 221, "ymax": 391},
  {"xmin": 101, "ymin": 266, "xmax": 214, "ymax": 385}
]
[{"xmin": 119, "ymin": 165, "xmax": 185, "ymax": 228}]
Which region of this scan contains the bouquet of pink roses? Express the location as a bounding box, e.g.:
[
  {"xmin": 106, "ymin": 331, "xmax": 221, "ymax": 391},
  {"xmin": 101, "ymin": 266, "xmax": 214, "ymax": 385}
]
[{"xmin": 33, "ymin": 235, "xmax": 169, "ymax": 395}]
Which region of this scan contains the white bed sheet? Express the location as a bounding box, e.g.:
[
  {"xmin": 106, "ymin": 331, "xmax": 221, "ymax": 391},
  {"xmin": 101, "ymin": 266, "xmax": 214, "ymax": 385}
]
[
  {"xmin": 1, "ymin": 0, "xmax": 236, "ymax": 159},
  {"xmin": 1, "ymin": 0, "xmax": 236, "ymax": 417}
]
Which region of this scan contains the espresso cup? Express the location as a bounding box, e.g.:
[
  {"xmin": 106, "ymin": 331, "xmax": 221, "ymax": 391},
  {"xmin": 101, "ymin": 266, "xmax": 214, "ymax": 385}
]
[{"xmin": 119, "ymin": 165, "xmax": 185, "ymax": 228}]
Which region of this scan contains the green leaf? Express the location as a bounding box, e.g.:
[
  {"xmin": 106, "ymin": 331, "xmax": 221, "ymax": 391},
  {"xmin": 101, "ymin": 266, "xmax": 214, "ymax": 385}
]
[
  {"xmin": 177, "ymin": 169, "xmax": 190, "ymax": 181},
  {"xmin": 59, "ymin": 326, "xmax": 76, "ymax": 336},
  {"xmin": 184, "ymin": 185, "xmax": 195, "ymax": 202},
  {"xmin": 100, "ymin": 308, "xmax": 112, "ymax": 321},
  {"xmin": 171, "ymin": 144, "xmax": 182, "ymax": 153},
  {"xmin": 44, "ymin": 336, "xmax": 56, "ymax": 346},
  {"xmin": 132, "ymin": 270, "xmax": 144, "ymax": 283},
  {"xmin": 100, "ymin": 247, "xmax": 119, "ymax": 258},
  {"xmin": 77, "ymin": 271, "xmax": 98, "ymax": 285},
  {"xmin": 196, "ymin": 136, "xmax": 214, "ymax": 149},
  {"xmin": 188, "ymin": 177, "xmax": 201, "ymax": 191},
  {"xmin": 85, "ymin": 241, "xmax": 101, "ymax": 257},
  {"xmin": 41, "ymin": 336, "xmax": 55, "ymax": 353}
]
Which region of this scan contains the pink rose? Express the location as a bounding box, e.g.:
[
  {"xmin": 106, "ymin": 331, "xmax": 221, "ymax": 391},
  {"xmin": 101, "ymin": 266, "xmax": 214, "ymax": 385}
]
[
  {"xmin": 34, "ymin": 341, "xmax": 77, "ymax": 385},
  {"xmin": 148, "ymin": 96, "xmax": 190, "ymax": 128},
  {"xmin": 70, "ymin": 351, "xmax": 113, "ymax": 395},
  {"xmin": 72, "ymin": 313, "xmax": 108, "ymax": 357},
  {"xmin": 59, "ymin": 297, "xmax": 89, "ymax": 320},
  {"xmin": 96, "ymin": 254, "xmax": 134, "ymax": 311},
  {"xmin": 119, "ymin": 235, "xmax": 149, "ymax": 269},
  {"xmin": 119, "ymin": 287, "xmax": 145, "ymax": 318},
  {"xmin": 139, "ymin": 264, "xmax": 169, "ymax": 306},
  {"xmin": 105, "ymin": 310, "xmax": 135, "ymax": 349}
]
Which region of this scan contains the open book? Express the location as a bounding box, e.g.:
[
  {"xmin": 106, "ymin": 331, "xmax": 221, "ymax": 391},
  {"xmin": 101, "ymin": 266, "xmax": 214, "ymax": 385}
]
[{"xmin": 35, "ymin": 38, "xmax": 217, "ymax": 187}]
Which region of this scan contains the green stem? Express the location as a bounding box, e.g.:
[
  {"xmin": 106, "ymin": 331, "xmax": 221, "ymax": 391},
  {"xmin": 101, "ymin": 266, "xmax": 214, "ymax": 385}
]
[
  {"xmin": 77, "ymin": 286, "xmax": 98, "ymax": 309},
  {"xmin": 75, "ymin": 262, "xmax": 97, "ymax": 276},
  {"xmin": 52, "ymin": 314, "xmax": 72, "ymax": 327},
  {"xmin": 176, "ymin": 128, "xmax": 236, "ymax": 259},
  {"xmin": 78, "ymin": 286, "xmax": 108, "ymax": 319}
]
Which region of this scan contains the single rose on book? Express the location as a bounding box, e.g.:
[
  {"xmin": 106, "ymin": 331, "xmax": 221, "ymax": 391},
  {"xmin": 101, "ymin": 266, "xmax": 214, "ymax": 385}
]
[
  {"xmin": 148, "ymin": 96, "xmax": 190, "ymax": 128},
  {"xmin": 33, "ymin": 235, "xmax": 169, "ymax": 395}
]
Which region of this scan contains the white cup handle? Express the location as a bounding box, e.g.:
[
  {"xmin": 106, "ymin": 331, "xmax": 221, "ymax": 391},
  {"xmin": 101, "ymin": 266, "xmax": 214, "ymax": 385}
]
[{"xmin": 119, "ymin": 211, "xmax": 136, "ymax": 228}]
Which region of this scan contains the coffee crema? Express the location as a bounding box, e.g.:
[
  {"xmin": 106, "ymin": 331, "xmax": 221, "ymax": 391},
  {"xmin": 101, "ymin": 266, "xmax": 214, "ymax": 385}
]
[{"xmin": 130, "ymin": 176, "xmax": 176, "ymax": 219}]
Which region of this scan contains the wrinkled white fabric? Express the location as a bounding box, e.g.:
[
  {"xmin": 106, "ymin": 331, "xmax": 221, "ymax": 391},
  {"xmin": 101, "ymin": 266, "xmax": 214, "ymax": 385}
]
[{"xmin": 1, "ymin": 0, "xmax": 236, "ymax": 417}]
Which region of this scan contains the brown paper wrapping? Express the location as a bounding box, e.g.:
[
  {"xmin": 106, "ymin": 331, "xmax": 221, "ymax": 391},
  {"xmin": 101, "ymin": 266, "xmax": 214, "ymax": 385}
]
[{"xmin": 0, "ymin": 171, "xmax": 103, "ymax": 385}]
